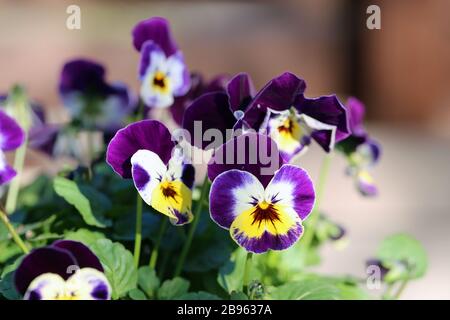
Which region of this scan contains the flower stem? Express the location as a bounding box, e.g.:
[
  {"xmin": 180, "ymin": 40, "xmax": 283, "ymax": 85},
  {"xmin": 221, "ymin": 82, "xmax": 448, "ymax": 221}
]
[
  {"xmin": 5, "ymin": 85, "xmax": 31, "ymax": 214},
  {"xmin": 174, "ymin": 174, "xmax": 209, "ymax": 277},
  {"xmin": 149, "ymin": 218, "xmax": 168, "ymax": 269},
  {"xmin": 0, "ymin": 207, "xmax": 29, "ymax": 254},
  {"xmin": 302, "ymin": 154, "xmax": 332, "ymax": 251},
  {"xmin": 393, "ymin": 279, "xmax": 408, "ymax": 300},
  {"xmin": 243, "ymin": 252, "xmax": 254, "ymax": 295},
  {"xmin": 133, "ymin": 194, "xmax": 143, "ymax": 268}
]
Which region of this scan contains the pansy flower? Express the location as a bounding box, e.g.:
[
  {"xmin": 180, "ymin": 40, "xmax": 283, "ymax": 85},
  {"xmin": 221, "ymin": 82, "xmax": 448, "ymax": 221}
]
[
  {"xmin": 14, "ymin": 240, "xmax": 111, "ymax": 300},
  {"xmin": 242, "ymin": 72, "xmax": 350, "ymax": 161},
  {"xmin": 106, "ymin": 120, "xmax": 195, "ymax": 225},
  {"xmin": 59, "ymin": 59, "xmax": 136, "ymax": 132},
  {"xmin": 170, "ymin": 73, "xmax": 228, "ymax": 126},
  {"xmin": 0, "ymin": 110, "xmax": 25, "ymax": 185},
  {"xmin": 208, "ymin": 133, "xmax": 315, "ymax": 253},
  {"xmin": 183, "ymin": 72, "xmax": 257, "ymax": 150},
  {"xmin": 133, "ymin": 17, "xmax": 190, "ymax": 109},
  {"xmin": 337, "ymin": 97, "xmax": 381, "ymax": 196}
]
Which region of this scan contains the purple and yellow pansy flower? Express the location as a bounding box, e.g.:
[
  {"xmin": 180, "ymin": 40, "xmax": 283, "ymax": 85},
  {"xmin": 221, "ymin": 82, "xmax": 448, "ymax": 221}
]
[
  {"xmin": 14, "ymin": 240, "xmax": 111, "ymax": 300},
  {"xmin": 59, "ymin": 59, "xmax": 136, "ymax": 132},
  {"xmin": 208, "ymin": 133, "xmax": 315, "ymax": 253},
  {"xmin": 106, "ymin": 120, "xmax": 195, "ymax": 225},
  {"xmin": 0, "ymin": 109, "xmax": 25, "ymax": 185},
  {"xmin": 242, "ymin": 72, "xmax": 350, "ymax": 161},
  {"xmin": 337, "ymin": 97, "xmax": 381, "ymax": 196},
  {"xmin": 133, "ymin": 17, "xmax": 190, "ymax": 109}
]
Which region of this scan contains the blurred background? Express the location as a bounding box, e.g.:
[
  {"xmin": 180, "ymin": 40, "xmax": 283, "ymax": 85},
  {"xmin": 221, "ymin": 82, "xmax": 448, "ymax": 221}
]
[{"xmin": 0, "ymin": 0, "xmax": 449, "ymax": 299}]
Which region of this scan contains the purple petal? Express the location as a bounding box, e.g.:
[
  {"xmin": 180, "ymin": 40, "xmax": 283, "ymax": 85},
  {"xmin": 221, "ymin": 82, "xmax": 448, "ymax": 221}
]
[
  {"xmin": 28, "ymin": 125, "xmax": 59, "ymax": 156},
  {"xmin": 132, "ymin": 17, "xmax": 178, "ymax": 56},
  {"xmin": 296, "ymin": 94, "xmax": 350, "ymax": 147},
  {"xmin": 227, "ymin": 73, "xmax": 255, "ymax": 112},
  {"xmin": 209, "ymin": 169, "xmax": 264, "ymax": 229},
  {"xmin": 0, "ymin": 164, "xmax": 16, "ymax": 185},
  {"xmin": 266, "ymin": 165, "xmax": 315, "ymax": 220},
  {"xmin": 182, "ymin": 92, "xmax": 236, "ymax": 150},
  {"xmin": 207, "ymin": 133, "xmax": 285, "ymax": 188},
  {"xmin": 138, "ymin": 41, "xmax": 165, "ymax": 79},
  {"xmin": 59, "ymin": 59, "xmax": 109, "ymax": 96},
  {"xmin": 0, "ymin": 109, "xmax": 25, "ymax": 151},
  {"xmin": 244, "ymin": 72, "xmax": 306, "ymax": 129},
  {"xmin": 52, "ymin": 240, "xmax": 103, "ymax": 272},
  {"xmin": 232, "ymin": 223, "xmax": 303, "ymax": 254},
  {"xmin": 181, "ymin": 164, "xmax": 195, "ymax": 189},
  {"xmin": 346, "ymin": 97, "xmax": 366, "ymax": 135},
  {"xmin": 14, "ymin": 247, "xmax": 77, "ymax": 295},
  {"xmin": 106, "ymin": 120, "xmax": 175, "ymax": 178}
]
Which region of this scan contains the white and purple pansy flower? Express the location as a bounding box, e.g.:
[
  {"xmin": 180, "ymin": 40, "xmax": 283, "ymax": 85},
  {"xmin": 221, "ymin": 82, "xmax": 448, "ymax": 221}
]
[
  {"xmin": 337, "ymin": 97, "xmax": 381, "ymax": 196},
  {"xmin": 133, "ymin": 17, "xmax": 190, "ymax": 109},
  {"xmin": 59, "ymin": 59, "xmax": 136, "ymax": 132},
  {"xmin": 242, "ymin": 72, "xmax": 351, "ymax": 161},
  {"xmin": 0, "ymin": 109, "xmax": 25, "ymax": 185},
  {"xmin": 208, "ymin": 133, "xmax": 315, "ymax": 253},
  {"xmin": 106, "ymin": 120, "xmax": 195, "ymax": 225},
  {"xmin": 14, "ymin": 240, "xmax": 111, "ymax": 300}
]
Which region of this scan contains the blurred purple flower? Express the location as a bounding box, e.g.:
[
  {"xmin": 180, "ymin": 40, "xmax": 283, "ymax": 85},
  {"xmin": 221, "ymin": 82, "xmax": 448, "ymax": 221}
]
[
  {"xmin": 0, "ymin": 109, "xmax": 25, "ymax": 185},
  {"xmin": 59, "ymin": 59, "xmax": 137, "ymax": 132},
  {"xmin": 337, "ymin": 97, "xmax": 382, "ymax": 197}
]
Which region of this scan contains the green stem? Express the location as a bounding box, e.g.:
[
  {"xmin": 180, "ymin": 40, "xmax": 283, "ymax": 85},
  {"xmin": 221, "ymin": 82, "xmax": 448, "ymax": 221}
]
[
  {"xmin": 174, "ymin": 174, "xmax": 209, "ymax": 277},
  {"xmin": 393, "ymin": 280, "xmax": 408, "ymax": 300},
  {"xmin": 242, "ymin": 252, "xmax": 254, "ymax": 295},
  {"xmin": 0, "ymin": 208, "xmax": 29, "ymax": 254},
  {"xmin": 302, "ymin": 154, "xmax": 332, "ymax": 251},
  {"xmin": 149, "ymin": 218, "xmax": 168, "ymax": 269},
  {"xmin": 5, "ymin": 85, "xmax": 31, "ymax": 214},
  {"xmin": 5, "ymin": 138, "xmax": 28, "ymax": 213},
  {"xmin": 133, "ymin": 194, "xmax": 143, "ymax": 268}
]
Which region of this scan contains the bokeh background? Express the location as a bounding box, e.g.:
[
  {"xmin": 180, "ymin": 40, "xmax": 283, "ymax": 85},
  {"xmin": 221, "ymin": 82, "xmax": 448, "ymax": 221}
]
[{"xmin": 0, "ymin": 0, "xmax": 449, "ymax": 299}]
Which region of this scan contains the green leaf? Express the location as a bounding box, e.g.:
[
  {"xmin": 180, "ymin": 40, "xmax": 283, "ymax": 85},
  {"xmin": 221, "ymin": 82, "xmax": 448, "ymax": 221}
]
[
  {"xmin": 64, "ymin": 229, "xmax": 105, "ymax": 246},
  {"xmin": 0, "ymin": 256, "xmax": 24, "ymax": 300},
  {"xmin": 138, "ymin": 267, "xmax": 160, "ymax": 299},
  {"xmin": 53, "ymin": 177, "xmax": 108, "ymax": 228},
  {"xmin": 157, "ymin": 277, "xmax": 190, "ymax": 300},
  {"xmin": 217, "ymin": 247, "xmax": 247, "ymax": 294},
  {"xmin": 90, "ymin": 239, "xmax": 138, "ymax": 299},
  {"xmin": 269, "ymin": 278, "xmax": 340, "ymax": 300},
  {"xmin": 377, "ymin": 233, "xmax": 427, "ymax": 282},
  {"xmin": 177, "ymin": 291, "xmax": 222, "ymax": 300},
  {"xmin": 230, "ymin": 291, "xmax": 249, "ymax": 300},
  {"xmin": 128, "ymin": 288, "xmax": 148, "ymax": 300},
  {"xmin": 337, "ymin": 283, "xmax": 371, "ymax": 300}
]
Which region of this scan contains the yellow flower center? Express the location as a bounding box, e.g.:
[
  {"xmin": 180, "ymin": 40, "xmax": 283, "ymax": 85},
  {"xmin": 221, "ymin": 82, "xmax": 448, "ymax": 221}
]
[{"xmin": 152, "ymin": 71, "xmax": 168, "ymax": 92}]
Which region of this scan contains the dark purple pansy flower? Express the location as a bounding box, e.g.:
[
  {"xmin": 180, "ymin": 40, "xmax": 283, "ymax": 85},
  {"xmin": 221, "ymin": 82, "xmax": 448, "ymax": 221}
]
[
  {"xmin": 183, "ymin": 73, "xmax": 255, "ymax": 150},
  {"xmin": 170, "ymin": 73, "xmax": 228, "ymax": 126},
  {"xmin": 106, "ymin": 120, "xmax": 195, "ymax": 225},
  {"xmin": 0, "ymin": 110, "xmax": 25, "ymax": 185},
  {"xmin": 59, "ymin": 59, "xmax": 136, "ymax": 132},
  {"xmin": 243, "ymin": 72, "xmax": 350, "ymax": 161},
  {"xmin": 208, "ymin": 133, "xmax": 315, "ymax": 253},
  {"xmin": 133, "ymin": 17, "xmax": 190, "ymax": 109},
  {"xmin": 14, "ymin": 240, "xmax": 111, "ymax": 300},
  {"xmin": 337, "ymin": 97, "xmax": 382, "ymax": 197}
]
